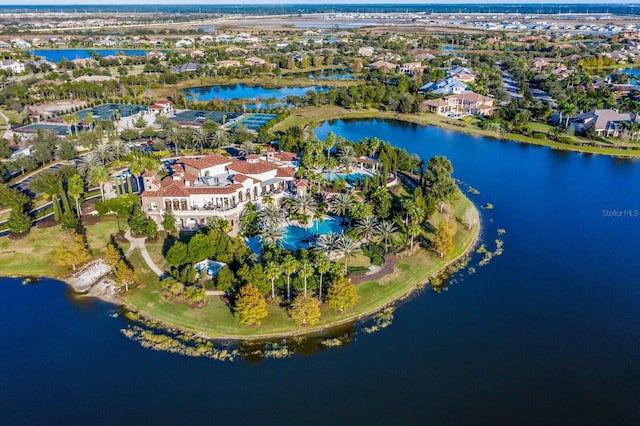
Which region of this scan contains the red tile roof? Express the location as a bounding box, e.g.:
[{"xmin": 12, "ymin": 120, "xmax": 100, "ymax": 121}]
[
  {"xmin": 227, "ymin": 160, "xmax": 278, "ymax": 175},
  {"xmin": 275, "ymin": 167, "xmax": 295, "ymax": 178},
  {"xmin": 180, "ymin": 155, "xmax": 234, "ymax": 170}
]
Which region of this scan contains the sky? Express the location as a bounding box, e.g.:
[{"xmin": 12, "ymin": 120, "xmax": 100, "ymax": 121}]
[{"xmin": 3, "ymin": 0, "xmax": 640, "ymax": 5}]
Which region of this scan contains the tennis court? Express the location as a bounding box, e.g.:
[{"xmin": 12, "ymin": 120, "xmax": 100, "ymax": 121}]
[
  {"xmin": 48, "ymin": 103, "xmax": 146, "ymax": 123},
  {"xmin": 170, "ymin": 110, "xmax": 242, "ymax": 126},
  {"xmin": 228, "ymin": 113, "xmax": 279, "ymax": 131},
  {"xmin": 16, "ymin": 123, "xmax": 70, "ymax": 136}
]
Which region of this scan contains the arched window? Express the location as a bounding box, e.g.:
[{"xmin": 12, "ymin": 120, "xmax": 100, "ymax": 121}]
[
  {"xmin": 180, "ymin": 199, "xmax": 188, "ymax": 211},
  {"xmin": 165, "ymin": 200, "xmax": 172, "ymax": 211},
  {"xmin": 173, "ymin": 199, "xmax": 180, "ymax": 210},
  {"xmin": 238, "ymin": 191, "xmax": 244, "ymax": 202}
]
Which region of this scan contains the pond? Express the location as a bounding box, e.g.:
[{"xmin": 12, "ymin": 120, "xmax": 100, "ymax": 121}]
[
  {"xmin": 181, "ymin": 84, "xmax": 330, "ymax": 102},
  {"xmin": 29, "ymin": 49, "xmax": 158, "ymax": 62},
  {"xmin": 2, "ymin": 118, "xmax": 639, "ymax": 424}
]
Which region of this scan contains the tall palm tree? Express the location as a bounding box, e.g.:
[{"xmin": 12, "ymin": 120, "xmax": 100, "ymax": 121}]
[
  {"xmin": 238, "ymin": 140, "xmax": 256, "ymax": 156},
  {"xmin": 281, "ymin": 254, "xmax": 300, "ymax": 302},
  {"xmin": 336, "ymin": 234, "xmax": 358, "ymax": 275},
  {"xmin": 30, "ymin": 170, "xmax": 62, "ymax": 221},
  {"xmin": 375, "ymin": 220, "xmax": 399, "ymax": 254},
  {"xmin": 323, "ymin": 131, "xmax": 336, "ymax": 161},
  {"xmin": 366, "ymin": 137, "xmax": 381, "ymax": 158},
  {"xmin": 89, "ymin": 166, "xmax": 109, "ymax": 201},
  {"xmin": 166, "ymin": 126, "xmax": 182, "ymax": 157},
  {"xmin": 83, "ymin": 113, "xmax": 95, "ymax": 131},
  {"xmin": 69, "ymin": 113, "xmax": 80, "ymax": 136},
  {"xmin": 338, "ymin": 145, "xmax": 356, "ymax": 172},
  {"xmin": 318, "ymin": 230, "xmax": 339, "ymax": 259},
  {"xmin": 192, "ymin": 127, "xmax": 209, "ymax": 153},
  {"xmin": 298, "ymin": 259, "xmax": 314, "ymax": 297},
  {"xmin": 265, "ymin": 262, "xmax": 281, "ymax": 300},
  {"xmin": 110, "ymin": 138, "xmax": 129, "ymax": 166},
  {"xmin": 355, "ymin": 214, "xmax": 378, "ymax": 242},
  {"xmin": 95, "ymin": 142, "xmax": 114, "ymax": 165},
  {"xmin": 62, "ymin": 114, "xmax": 73, "ymax": 136},
  {"xmin": 66, "ymin": 174, "xmax": 85, "ymax": 217},
  {"xmin": 330, "ymin": 192, "xmax": 354, "ymax": 220},
  {"xmin": 407, "ymin": 221, "xmax": 421, "ymax": 250},
  {"xmin": 129, "ymin": 159, "xmax": 145, "ymax": 194},
  {"xmin": 261, "ymin": 221, "xmax": 283, "ymax": 246},
  {"xmin": 210, "ymin": 129, "xmax": 228, "ymax": 149},
  {"xmin": 259, "ymin": 203, "xmax": 283, "ymax": 227},
  {"xmin": 78, "ymin": 152, "xmax": 101, "ymax": 175},
  {"xmin": 292, "ymin": 193, "xmax": 317, "ymax": 222},
  {"xmin": 315, "ymin": 252, "xmax": 331, "ymax": 300}
]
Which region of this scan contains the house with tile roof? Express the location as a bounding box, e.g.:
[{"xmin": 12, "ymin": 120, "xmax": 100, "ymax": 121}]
[
  {"xmin": 140, "ymin": 153, "xmax": 297, "ymax": 230},
  {"xmin": 418, "ymin": 78, "xmax": 471, "ymax": 95}
]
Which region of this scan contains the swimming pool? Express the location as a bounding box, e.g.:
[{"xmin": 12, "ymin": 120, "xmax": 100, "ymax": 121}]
[
  {"xmin": 281, "ymin": 216, "xmax": 345, "ymax": 251},
  {"xmin": 322, "ymin": 171, "xmax": 373, "ymax": 186}
]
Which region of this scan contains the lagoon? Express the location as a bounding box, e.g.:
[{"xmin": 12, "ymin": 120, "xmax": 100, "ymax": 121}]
[
  {"xmin": 182, "ymin": 84, "xmax": 329, "ymax": 102},
  {"xmin": 29, "ymin": 49, "xmax": 156, "ymax": 62},
  {"xmin": 2, "ymin": 118, "xmax": 640, "ymax": 424}
]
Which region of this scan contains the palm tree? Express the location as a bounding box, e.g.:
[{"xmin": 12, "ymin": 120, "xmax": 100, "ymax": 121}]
[
  {"xmin": 210, "ymin": 129, "xmax": 228, "ymax": 149},
  {"xmin": 110, "ymin": 138, "xmax": 129, "ymax": 166},
  {"xmin": 30, "ymin": 170, "xmax": 62, "ymax": 221},
  {"xmin": 407, "ymin": 221, "xmax": 421, "ymax": 250},
  {"xmin": 281, "ymin": 254, "xmax": 299, "ymax": 302},
  {"xmin": 89, "ymin": 166, "xmax": 109, "ymax": 201},
  {"xmin": 166, "ymin": 126, "xmax": 182, "ymax": 157},
  {"xmin": 318, "ymin": 230, "xmax": 339, "ymax": 259},
  {"xmin": 129, "ymin": 159, "xmax": 145, "ymax": 194},
  {"xmin": 298, "ymin": 259, "xmax": 314, "ymax": 297},
  {"xmin": 336, "ymin": 234, "xmax": 358, "ymax": 275},
  {"xmin": 261, "ymin": 221, "xmax": 283, "ymax": 246},
  {"xmin": 78, "ymin": 152, "xmax": 101, "ymax": 175},
  {"xmin": 338, "ymin": 145, "xmax": 356, "ymax": 172},
  {"xmin": 292, "ymin": 193, "xmax": 317, "ymax": 222},
  {"xmin": 238, "ymin": 140, "xmax": 256, "ymax": 156},
  {"xmin": 62, "ymin": 114, "xmax": 73, "ymax": 135},
  {"xmin": 69, "ymin": 113, "xmax": 80, "ymax": 136},
  {"xmin": 264, "ymin": 262, "xmax": 281, "ymax": 300},
  {"xmin": 355, "ymin": 214, "xmax": 378, "ymax": 242},
  {"xmin": 66, "ymin": 174, "xmax": 85, "ymax": 217},
  {"xmin": 330, "ymin": 192, "xmax": 354, "ymax": 221},
  {"xmin": 375, "ymin": 220, "xmax": 399, "ymax": 254},
  {"xmin": 323, "ymin": 131, "xmax": 336, "ymax": 161},
  {"xmin": 259, "ymin": 203, "xmax": 283, "ymax": 227},
  {"xmin": 83, "ymin": 113, "xmax": 95, "ymax": 131},
  {"xmin": 95, "ymin": 142, "xmax": 114, "ymax": 165},
  {"xmin": 366, "ymin": 137, "xmax": 381, "ymax": 158},
  {"xmin": 192, "ymin": 127, "xmax": 209, "ymax": 153},
  {"xmin": 315, "ymin": 252, "xmax": 331, "ymax": 300}
]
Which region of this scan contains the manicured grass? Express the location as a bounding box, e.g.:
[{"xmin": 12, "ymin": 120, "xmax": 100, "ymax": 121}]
[
  {"xmin": 123, "ymin": 194, "xmax": 479, "ymax": 339},
  {"xmin": 0, "ymin": 218, "xmax": 122, "ymax": 277}
]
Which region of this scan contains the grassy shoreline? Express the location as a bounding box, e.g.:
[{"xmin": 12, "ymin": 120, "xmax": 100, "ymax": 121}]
[
  {"xmin": 272, "ymin": 105, "xmax": 640, "ymax": 158},
  {"xmin": 122, "ymin": 194, "xmax": 480, "ymax": 341}
]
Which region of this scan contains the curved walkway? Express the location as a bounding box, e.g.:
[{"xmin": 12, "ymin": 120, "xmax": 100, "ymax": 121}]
[{"xmin": 124, "ymin": 230, "xmax": 164, "ymax": 277}]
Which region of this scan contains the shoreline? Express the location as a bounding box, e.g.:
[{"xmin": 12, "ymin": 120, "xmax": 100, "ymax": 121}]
[
  {"xmin": 119, "ymin": 195, "xmax": 480, "ymax": 341},
  {"xmin": 274, "ymin": 106, "xmax": 640, "ymax": 159}
]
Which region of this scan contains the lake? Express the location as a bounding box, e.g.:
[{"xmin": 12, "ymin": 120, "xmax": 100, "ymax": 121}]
[
  {"xmin": 2, "ymin": 118, "xmax": 639, "ymax": 424},
  {"xmin": 181, "ymin": 84, "xmax": 329, "ymax": 102},
  {"xmin": 29, "ymin": 49, "xmax": 157, "ymax": 62}
]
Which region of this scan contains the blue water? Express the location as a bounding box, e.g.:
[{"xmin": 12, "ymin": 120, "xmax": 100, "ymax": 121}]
[
  {"xmin": 322, "ymin": 171, "xmax": 372, "ymax": 185},
  {"xmin": 29, "ymin": 49, "xmax": 156, "ymax": 62},
  {"xmin": 281, "ymin": 217, "xmax": 345, "ymax": 251},
  {"xmin": 307, "ymin": 69, "xmax": 355, "ymax": 80},
  {"xmin": 182, "ymin": 84, "xmax": 329, "ymax": 101},
  {"xmin": 2, "ymin": 118, "xmax": 640, "ymax": 424}
]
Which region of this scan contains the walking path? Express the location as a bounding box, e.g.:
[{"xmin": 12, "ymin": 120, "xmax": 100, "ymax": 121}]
[{"xmin": 124, "ymin": 230, "xmax": 164, "ymax": 277}]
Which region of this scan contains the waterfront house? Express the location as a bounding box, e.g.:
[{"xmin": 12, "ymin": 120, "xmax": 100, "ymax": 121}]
[
  {"xmin": 570, "ymin": 109, "xmax": 640, "ymax": 137},
  {"xmin": 419, "ymin": 78, "xmax": 470, "ymax": 95},
  {"xmin": 420, "ymin": 93, "xmax": 494, "ymax": 116}
]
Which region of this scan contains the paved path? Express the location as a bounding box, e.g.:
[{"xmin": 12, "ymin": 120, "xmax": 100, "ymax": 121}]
[{"xmin": 124, "ymin": 230, "xmax": 164, "ymax": 277}]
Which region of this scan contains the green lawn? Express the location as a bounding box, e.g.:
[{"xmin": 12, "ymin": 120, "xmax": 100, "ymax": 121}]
[
  {"xmin": 0, "ymin": 218, "xmax": 122, "ymax": 277},
  {"xmin": 123, "ymin": 194, "xmax": 479, "ymax": 339}
]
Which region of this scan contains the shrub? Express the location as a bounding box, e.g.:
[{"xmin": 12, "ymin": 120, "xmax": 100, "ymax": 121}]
[
  {"xmin": 532, "ymin": 132, "xmax": 547, "ymax": 140},
  {"xmin": 557, "ymin": 136, "xmax": 574, "ymax": 144}
]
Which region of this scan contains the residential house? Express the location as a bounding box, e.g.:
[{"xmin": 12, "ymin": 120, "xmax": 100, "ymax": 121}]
[
  {"xmin": 399, "ymin": 62, "xmax": 424, "ymax": 76},
  {"xmin": 175, "ymin": 38, "xmax": 194, "ymax": 48},
  {"xmin": 570, "ymin": 109, "xmax": 640, "ymax": 137},
  {"xmin": 169, "ymin": 62, "xmax": 204, "ymax": 73},
  {"xmin": 357, "ymin": 46, "xmax": 375, "ymax": 57},
  {"xmin": 140, "ymin": 154, "xmax": 296, "ymax": 230},
  {"xmin": 420, "ymin": 92, "xmax": 494, "ymax": 116},
  {"xmin": 0, "ymin": 60, "xmax": 25, "ymax": 74},
  {"xmin": 369, "ymin": 60, "xmax": 397, "ymax": 73},
  {"xmin": 245, "ymin": 57, "xmax": 266, "ymax": 67},
  {"xmin": 11, "ymin": 39, "xmax": 31, "ymax": 49},
  {"xmin": 418, "ymin": 78, "xmax": 470, "ymax": 95},
  {"xmin": 217, "ymin": 60, "xmax": 241, "ymax": 68},
  {"xmin": 446, "ymin": 66, "xmax": 476, "ymax": 83},
  {"xmin": 0, "ymin": 40, "xmax": 11, "ymax": 49}
]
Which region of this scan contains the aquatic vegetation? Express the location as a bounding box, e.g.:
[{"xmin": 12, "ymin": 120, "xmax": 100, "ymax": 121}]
[{"xmin": 363, "ymin": 306, "xmax": 395, "ymax": 334}]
